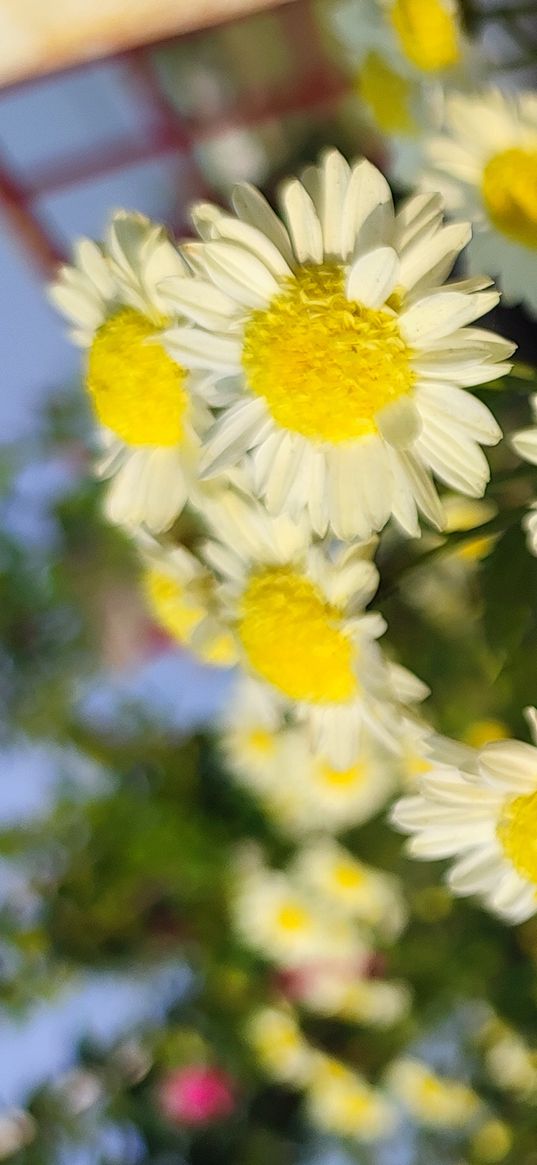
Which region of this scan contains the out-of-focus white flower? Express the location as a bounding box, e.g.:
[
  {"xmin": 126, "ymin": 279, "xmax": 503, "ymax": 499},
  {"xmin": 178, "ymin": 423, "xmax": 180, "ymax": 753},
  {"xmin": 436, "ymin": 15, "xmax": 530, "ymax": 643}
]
[
  {"xmin": 324, "ymin": 0, "xmax": 480, "ymax": 185},
  {"xmin": 231, "ymin": 851, "xmax": 370, "ymax": 969},
  {"xmin": 292, "ymin": 961, "xmax": 412, "ymax": 1028},
  {"xmin": 291, "ymin": 838, "xmax": 407, "ymax": 939},
  {"xmin": 422, "ymin": 89, "xmax": 537, "ymax": 314},
  {"xmin": 200, "ymin": 491, "xmax": 397, "ymax": 768},
  {"xmin": 49, "ymin": 211, "xmax": 210, "ymax": 532},
  {"xmin": 307, "ymin": 1054, "xmax": 397, "ymax": 1140},
  {"xmin": 137, "ymin": 531, "xmax": 237, "ymax": 668},
  {"xmin": 0, "ymin": 1110, "xmax": 35, "ymax": 1159},
  {"xmin": 224, "ymin": 719, "xmax": 397, "ymax": 836},
  {"xmin": 246, "ymin": 1005, "xmax": 316, "ymax": 1086},
  {"xmin": 480, "ymin": 1017, "xmax": 537, "ymax": 1101},
  {"xmin": 511, "ymin": 393, "xmax": 537, "ymax": 554},
  {"xmin": 392, "ymin": 715, "xmax": 537, "ymax": 923},
  {"xmin": 386, "ymin": 1057, "xmax": 480, "ymax": 1127},
  {"xmin": 165, "ymin": 150, "xmax": 507, "ymax": 543}
]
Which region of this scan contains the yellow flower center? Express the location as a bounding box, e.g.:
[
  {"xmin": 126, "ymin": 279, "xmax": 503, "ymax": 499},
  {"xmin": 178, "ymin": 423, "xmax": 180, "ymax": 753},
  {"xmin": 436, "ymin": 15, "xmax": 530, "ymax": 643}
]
[
  {"xmin": 87, "ymin": 307, "xmax": 187, "ymax": 445},
  {"xmin": 238, "ymin": 567, "xmax": 356, "ymax": 703},
  {"xmin": 246, "ymin": 729, "xmax": 277, "ymax": 755},
  {"xmin": 143, "ymin": 568, "xmax": 203, "ymax": 642},
  {"xmin": 358, "ymin": 52, "xmax": 417, "ymax": 134},
  {"xmin": 464, "ymin": 720, "xmax": 508, "ymax": 749},
  {"xmin": 497, "ymin": 790, "xmax": 537, "ymax": 886},
  {"xmin": 318, "ymin": 761, "xmax": 366, "ymax": 789},
  {"xmin": 276, "ymin": 903, "xmax": 311, "ymax": 932},
  {"xmin": 242, "ymin": 264, "xmax": 415, "ymax": 444},
  {"xmin": 481, "ymin": 148, "xmax": 537, "ymax": 250},
  {"xmin": 332, "ymin": 861, "xmax": 365, "ymax": 891},
  {"xmin": 390, "ymin": 0, "xmax": 460, "ymax": 72}
]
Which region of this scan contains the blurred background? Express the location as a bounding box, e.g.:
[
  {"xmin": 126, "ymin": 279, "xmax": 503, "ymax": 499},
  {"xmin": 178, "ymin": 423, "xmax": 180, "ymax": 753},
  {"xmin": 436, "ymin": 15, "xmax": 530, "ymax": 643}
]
[{"xmin": 1, "ymin": 1, "xmax": 537, "ymax": 1162}]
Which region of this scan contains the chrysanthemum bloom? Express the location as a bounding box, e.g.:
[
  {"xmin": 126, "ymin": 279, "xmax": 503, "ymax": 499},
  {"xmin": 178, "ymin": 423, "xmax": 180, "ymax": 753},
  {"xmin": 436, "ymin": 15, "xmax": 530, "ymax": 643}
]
[
  {"xmin": 511, "ymin": 393, "xmax": 537, "ymax": 554},
  {"xmin": 137, "ymin": 532, "xmax": 237, "ymax": 667},
  {"xmin": 158, "ymin": 1066, "xmax": 236, "ymax": 1126},
  {"xmin": 164, "ymin": 150, "xmax": 508, "ymax": 540},
  {"xmin": 307, "ymin": 1055, "xmax": 397, "ymax": 1140},
  {"xmin": 200, "ymin": 491, "xmax": 397, "ymax": 766},
  {"xmin": 392, "ymin": 714, "xmax": 537, "ymax": 923},
  {"xmin": 422, "ymin": 89, "xmax": 537, "ymax": 314},
  {"xmin": 326, "ymin": 0, "xmax": 480, "ymax": 184},
  {"xmin": 295, "ymin": 965, "xmax": 411, "ymax": 1028},
  {"xmin": 291, "ymin": 839, "xmax": 407, "ymax": 938},
  {"xmin": 231, "ymin": 851, "xmax": 369, "ymax": 969},
  {"xmin": 50, "ymin": 212, "xmax": 210, "ymax": 531},
  {"xmin": 246, "ymin": 1006, "xmax": 316, "ymax": 1086},
  {"xmin": 386, "ymin": 1058, "xmax": 479, "ymax": 1127}
]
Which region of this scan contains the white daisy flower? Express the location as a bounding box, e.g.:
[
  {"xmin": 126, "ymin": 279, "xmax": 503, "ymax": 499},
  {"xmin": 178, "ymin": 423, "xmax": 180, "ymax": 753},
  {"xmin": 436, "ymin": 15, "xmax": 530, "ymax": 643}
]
[
  {"xmin": 294, "ymin": 963, "xmax": 411, "ymax": 1028},
  {"xmin": 227, "ymin": 723, "xmax": 397, "ymax": 836},
  {"xmin": 50, "ymin": 211, "xmax": 210, "ymax": 532},
  {"xmin": 324, "ymin": 0, "xmax": 481, "ymax": 186},
  {"xmin": 392, "ymin": 713, "xmax": 537, "ymax": 923},
  {"xmin": 231, "ymin": 852, "xmax": 368, "ymax": 968},
  {"xmin": 386, "ymin": 1057, "xmax": 480, "ymax": 1127},
  {"xmin": 422, "ymin": 89, "xmax": 537, "ymax": 314},
  {"xmin": 307, "ymin": 1054, "xmax": 397, "ymax": 1141},
  {"xmin": 291, "ymin": 839, "xmax": 407, "ymax": 939},
  {"xmin": 136, "ymin": 531, "xmax": 238, "ymax": 668},
  {"xmin": 164, "ymin": 150, "xmax": 508, "ymax": 541},
  {"xmin": 199, "ymin": 490, "xmax": 397, "ymax": 766},
  {"xmin": 511, "ymin": 393, "xmax": 537, "ymax": 554},
  {"xmin": 218, "ymin": 672, "xmax": 286, "ymax": 789},
  {"xmin": 246, "ymin": 1006, "xmax": 316, "ymax": 1087}
]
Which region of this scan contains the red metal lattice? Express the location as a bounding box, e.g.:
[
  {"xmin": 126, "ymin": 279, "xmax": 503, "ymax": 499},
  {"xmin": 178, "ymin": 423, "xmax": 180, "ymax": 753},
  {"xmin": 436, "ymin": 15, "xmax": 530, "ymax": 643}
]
[{"xmin": 0, "ymin": 1, "xmax": 348, "ymax": 277}]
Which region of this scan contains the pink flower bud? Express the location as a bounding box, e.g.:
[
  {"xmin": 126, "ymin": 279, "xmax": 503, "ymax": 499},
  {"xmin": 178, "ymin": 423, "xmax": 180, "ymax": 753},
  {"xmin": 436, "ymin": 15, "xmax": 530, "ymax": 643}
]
[{"xmin": 159, "ymin": 1066, "xmax": 236, "ymax": 1126}]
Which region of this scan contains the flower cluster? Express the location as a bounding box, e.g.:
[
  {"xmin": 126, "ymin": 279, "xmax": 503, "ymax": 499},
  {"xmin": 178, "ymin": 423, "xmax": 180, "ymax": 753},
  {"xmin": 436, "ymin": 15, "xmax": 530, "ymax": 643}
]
[{"xmin": 51, "ymin": 122, "xmax": 537, "ymax": 1148}]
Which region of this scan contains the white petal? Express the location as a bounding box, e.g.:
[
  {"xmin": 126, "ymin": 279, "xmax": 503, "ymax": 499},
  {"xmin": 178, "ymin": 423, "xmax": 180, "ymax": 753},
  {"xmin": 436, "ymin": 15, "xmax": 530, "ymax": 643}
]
[
  {"xmin": 377, "ymin": 395, "xmax": 421, "ymax": 449},
  {"xmin": 200, "ymin": 398, "xmax": 269, "ymax": 476},
  {"xmin": 209, "ymin": 214, "xmax": 293, "ymax": 279},
  {"xmin": 416, "ymin": 382, "xmax": 502, "ymax": 445},
  {"xmin": 396, "ymin": 450, "xmax": 445, "ymax": 529},
  {"xmin": 48, "ymin": 282, "xmax": 103, "ymax": 329},
  {"xmin": 203, "ymin": 241, "xmax": 279, "ymax": 308},
  {"xmin": 512, "ymin": 428, "xmax": 537, "ymax": 466},
  {"xmin": 399, "ymin": 222, "xmax": 472, "ymax": 294},
  {"xmin": 159, "ymin": 276, "xmax": 237, "ymax": 328},
  {"xmin": 279, "ymin": 178, "xmax": 324, "ymax": 264},
  {"xmin": 400, "ymin": 291, "xmax": 500, "ymax": 345},
  {"xmin": 346, "ymin": 247, "xmax": 399, "ymax": 308},
  {"xmin": 232, "ymin": 182, "xmax": 296, "ymax": 268},
  {"xmin": 165, "ymin": 326, "xmax": 242, "ymax": 372},
  {"xmin": 319, "ymin": 149, "xmax": 351, "ymax": 257},
  {"xmin": 74, "ymin": 238, "xmax": 116, "ymax": 299},
  {"xmin": 394, "ymin": 192, "xmax": 444, "ymax": 250},
  {"xmin": 480, "ymin": 741, "xmax": 537, "ymax": 792},
  {"xmin": 341, "ymin": 159, "xmax": 394, "ymax": 259}
]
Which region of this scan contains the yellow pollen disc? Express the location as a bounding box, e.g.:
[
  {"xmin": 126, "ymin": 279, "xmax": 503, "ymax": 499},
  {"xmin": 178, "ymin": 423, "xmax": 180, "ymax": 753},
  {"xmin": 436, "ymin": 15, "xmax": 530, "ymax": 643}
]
[
  {"xmin": 143, "ymin": 568, "xmax": 203, "ymax": 643},
  {"xmin": 242, "ymin": 263, "xmax": 415, "ymax": 444},
  {"xmin": 87, "ymin": 307, "xmax": 187, "ymax": 446},
  {"xmin": 391, "ymin": 0, "xmax": 460, "ymax": 72},
  {"xmin": 464, "ymin": 719, "xmax": 509, "ymax": 749},
  {"xmin": 497, "ymin": 790, "xmax": 537, "ymax": 886},
  {"xmin": 276, "ymin": 903, "xmax": 310, "ymax": 932},
  {"xmin": 246, "ymin": 729, "xmax": 277, "ymax": 755},
  {"xmin": 238, "ymin": 567, "xmax": 356, "ymax": 703},
  {"xmin": 318, "ymin": 761, "xmax": 366, "ymax": 789},
  {"xmin": 358, "ymin": 52, "xmax": 417, "ymax": 134},
  {"xmin": 482, "ymin": 148, "xmax": 537, "ymax": 250},
  {"xmin": 332, "ymin": 862, "xmax": 365, "ymax": 891}
]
